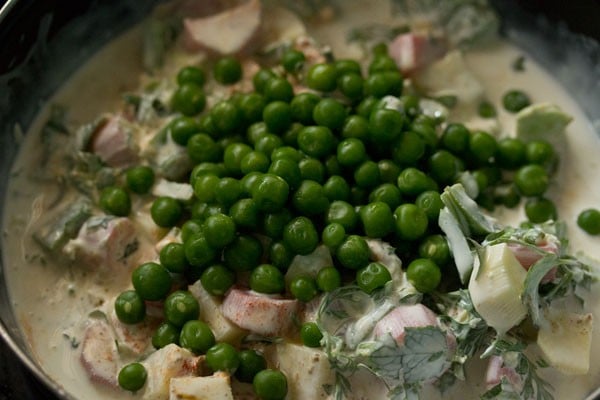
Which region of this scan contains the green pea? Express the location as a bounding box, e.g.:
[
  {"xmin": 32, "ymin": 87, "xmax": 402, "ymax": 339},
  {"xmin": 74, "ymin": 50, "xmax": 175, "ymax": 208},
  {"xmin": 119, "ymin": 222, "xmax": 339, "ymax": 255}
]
[
  {"xmin": 441, "ymin": 123, "xmax": 470, "ymax": 155},
  {"xmin": 229, "ymin": 198, "xmax": 259, "ymax": 230},
  {"xmin": 400, "ymin": 94, "xmax": 420, "ymax": 118},
  {"xmin": 269, "ymin": 241, "xmax": 293, "ymax": 270},
  {"xmin": 297, "ymin": 126, "xmax": 336, "ymax": 159},
  {"xmin": 306, "ymin": 63, "xmax": 337, "ymax": 92},
  {"xmin": 368, "ymin": 54, "xmax": 398, "ymax": 73},
  {"xmin": 283, "ymin": 216, "xmax": 319, "ymax": 255},
  {"xmin": 152, "ymin": 322, "xmax": 180, "ymax": 349},
  {"xmin": 406, "ymin": 258, "xmax": 441, "ymax": 293},
  {"xmin": 394, "ymin": 203, "xmax": 428, "ymax": 241},
  {"xmin": 203, "ymin": 213, "xmax": 236, "ymax": 249},
  {"xmin": 214, "ymin": 56, "xmax": 242, "ymax": 84},
  {"xmin": 577, "ymin": 208, "xmax": 600, "ymax": 235},
  {"xmin": 169, "ymin": 116, "xmax": 201, "ymax": 146},
  {"xmin": 316, "ymin": 266, "xmax": 342, "ymax": 292},
  {"xmin": 342, "ymin": 115, "xmax": 370, "ymax": 141},
  {"xmin": 239, "ymin": 92, "xmax": 267, "ymax": 124},
  {"xmin": 322, "ymin": 223, "xmax": 346, "ymax": 249},
  {"xmin": 254, "ymin": 133, "xmax": 283, "ymax": 158},
  {"xmin": 290, "ymin": 92, "xmax": 320, "ymax": 125},
  {"xmin": 253, "ymin": 68, "xmax": 276, "ymax": 93},
  {"xmin": 223, "ymin": 235, "xmax": 263, "ymax": 272},
  {"xmin": 268, "ymin": 158, "xmax": 301, "ymax": 190},
  {"xmin": 252, "ymin": 173, "xmax": 290, "ymax": 213},
  {"xmin": 179, "ymin": 320, "xmax": 215, "ymax": 354},
  {"xmin": 271, "ymin": 146, "xmax": 302, "ymax": 162},
  {"xmin": 496, "ymin": 137, "xmax": 526, "ymax": 169},
  {"xmin": 211, "ymin": 100, "xmax": 243, "ymax": 135},
  {"xmin": 468, "ymin": 131, "xmax": 497, "ymax": 165},
  {"xmin": 200, "ymin": 264, "xmax": 235, "ymax": 296},
  {"xmin": 364, "ymin": 71, "xmax": 403, "ymax": 98},
  {"xmin": 335, "ymin": 59, "xmax": 361, "ymax": 76},
  {"xmin": 397, "ymin": 168, "xmax": 437, "ymax": 198},
  {"xmin": 151, "ymin": 196, "xmax": 182, "ymax": 227},
  {"xmin": 126, "ymin": 166, "xmax": 155, "ymax": 195},
  {"xmin": 177, "ymin": 65, "xmax": 206, "ymax": 86},
  {"xmin": 502, "ymin": 89, "xmax": 530, "ymax": 112},
  {"xmin": 236, "ymin": 349, "xmax": 267, "ymax": 383},
  {"xmin": 132, "ymin": 262, "xmax": 172, "ymax": 301},
  {"xmin": 515, "ymin": 164, "xmax": 549, "ymax": 197},
  {"xmin": 415, "ymin": 190, "xmax": 443, "ymax": 222},
  {"xmin": 478, "ymin": 100, "xmax": 496, "ymax": 118},
  {"xmin": 313, "ymin": 98, "xmax": 348, "ymax": 131},
  {"xmin": 326, "ymin": 200, "xmax": 358, "ymax": 231},
  {"xmin": 392, "ymin": 131, "xmax": 425, "ymax": 166},
  {"xmin": 223, "ymin": 142, "xmax": 252, "ymax": 176},
  {"xmin": 290, "ymin": 276, "xmax": 318, "ymax": 302},
  {"xmin": 264, "ymin": 76, "xmax": 294, "ymax": 103},
  {"xmin": 206, "ymin": 342, "xmax": 240, "ymax": 373},
  {"xmin": 240, "ymin": 151, "xmax": 270, "ymax": 174},
  {"xmin": 187, "ymin": 133, "xmax": 222, "ymax": 164},
  {"xmin": 115, "ymin": 290, "xmax": 146, "ymax": 324},
  {"xmin": 369, "ymin": 183, "xmax": 402, "ymax": 210},
  {"xmin": 323, "ymin": 175, "xmax": 351, "ymax": 202},
  {"xmin": 263, "ymin": 101, "xmax": 292, "ymax": 134},
  {"xmin": 164, "ymin": 290, "xmax": 199, "ymax": 327},
  {"xmin": 193, "ymin": 174, "xmax": 219, "ymax": 203},
  {"xmin": 171, "ymin": 83, "xmax": 206, "ymax": 116},
  {"xmin": 292, "ymin": 180, "xmax": 330, "ymax": 216},
  {"xmin": 369, "ymin": 108, "xmax": 404, "ymax": 144},
  {"xmin": 298, "ymin": 157, "xmax": 325, "ymax": 183},
  {"xmin": 355, "ymin": 96, "xmax": 379, "ymax": 119},
  {"xmin": 159, "ymin": 242, "xmax": 189, "ymax": 274},
  {"xmin": 250, "ymin": 264, "xmax": 285, "ymax": 294},
  {"xmin": 359, "ymin": 202, "xmax": 394, "ymax": 238},
  {"xmin": 118, "ymin": 363, "xmax": 147, "ymax": 392},
  {"xmin": 190, "ymin": 162, "xmax": 226, "ymax": 184},
  {"xmin": 338, "ymin": 72, "xmax": 364, "ymax": 100},
  {"xmin": 428, "ymin": 150, "xmax": 464, "ymax": 185},
  {"xmin": 418, "ymin": 234, "xmax": 451, "ymax": 267},
  {"xmin": 356, "ymin": 262, "xmax": 392, "ymax": 294},
  {"xmin": 240, "ymin": 171, "xmax": 264, "ymax": 196},
  {"xmin": 377, "ymin": 159, "xmax": 401, "ymax": 184},
  {"xmin": 281, "ymin": 49, "xmax": 306, "ymax": 73},
  {"xmin": 262, "ymin": 208, "xmax": 293, "ymax": 239},
  {"xmin": 100, "ymin": 186, "xmax": 131, "ymax": 217},
  {"xmin": 185, "ymin": 232, "xmax": 217, "ymax": 268},
  {"xmin": 337, "ymin": 138, "xmax": 367, "ymax": 167},
  {"xmin": 335, "ymin": 235, "xmax": 370, "ymax": 270},
  {"xmin": 300, "ymin": 322, "xmax": 323, "ymax": 348},
  {"xmin": 253, "ymin": 369, "xmax": 288, "ymax": 400},
  {"xmin": 354, "ymin": 160, "xmax": 380, "ymax": 189},
  {"xmin": 525, "ymin": 197, "xmax": 557, "ymax": 223}
]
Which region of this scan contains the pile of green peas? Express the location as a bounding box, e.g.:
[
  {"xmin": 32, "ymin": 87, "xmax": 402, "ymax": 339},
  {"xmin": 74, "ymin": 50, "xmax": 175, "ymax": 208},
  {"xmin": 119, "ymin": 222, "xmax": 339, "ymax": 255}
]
[{"xmin": 109, "ymin": 44, "xmax": 562, "ymax": 396}]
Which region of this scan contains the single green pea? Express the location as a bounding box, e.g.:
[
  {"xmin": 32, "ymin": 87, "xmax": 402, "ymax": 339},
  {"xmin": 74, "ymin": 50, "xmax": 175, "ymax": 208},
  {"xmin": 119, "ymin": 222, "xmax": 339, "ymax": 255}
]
[
  {"xmin": 254, "ymin": 133, "xmax": 283, "ymax": 158},
  {"xmin": 203, "ymin": 213, "xmax": 236, "ymax": 249},
  {"xmin": 223, "ymin": 142, "xmax": 253, "ymax": 176},
  {"xmin": 525, "ymin": 140, "xmax": 556, "ymax": 167},
  {"xmin": 364, "ymin": 71, "xmax": 403, "ymax": 98},
  {"xmin": 171, "ymin": 83, "xmax": 206, "ymax": 116},
  {"xmin": 394, "ymin": 203, "xmax": 428, "ymax": 241},
  {"xmin": 263, "ymin": 101, "xmax": 292, "ymax": 134},
  {"xmin": 250, "ymin": 264, "xmax": 285, "ymax": 294},
  {"xmin": 415, "ymin": 190, "xmax": 444, "ymax": 223},
  {"xmin": 213, "ymin": 56, "xmax": 242, "ymax": 84},
  {"xmin": 193, "ymin": 173, "xmax": 220, "ymax": 203},
  {"xmin": 240, "ymin": 151, "xmax": 270, "ymax": 174},
  {"xmin": 262, "ymin": 208, "xmax": 293, "ymax": 239},
  {"xmin": 341, "ymin": 115, "xmax": 370, "ymax": 141},
  {"xmin": 281, "ymin": 49, "xmax": 306, "ymax": 73},
  {"xmin": 377, "ymin": 159, "xmax": 401, "ymax": 184},
  {"xmin": 151, "ymin": 196, "xmax": 182, "ymax": 227},
  {"xmin": 126, "ymin": 166, "xmax": 155, "ymax": 195},
  {"xmin": 338, "ymin": 72, "xmax": 364, "ymax": 101},
  {"xmin": 177, "ymin": 65, "xmax": 206, "ymax": 86},
  {"xmin": 292, "ymin": 180, "xmax": 329, "ymax": 216},
  {"xmin": 201, "ymin": 264, "xmax": 235, "ymax": 296},
  {"xmin": 368, "ymin": 54, "xmax": 398, "ymax": 73},
  {"xmin": 223, "ymin": 235, "xmax": 263, "ymax": 272},
  {"xmin": 179, "ymin": 320, "xmax": 215, "ymax": 354},
  {"xmin": 356, "ymin": 262, "xmax": 392, "ymax": 294},
  {"xmin": 406, "ymin": 258, "xmax": 441, "ymax": 293},
  {"xmin": 115, "ymin": 290, "xmax": 146, "ymax": 324},
  {"xmin": 335, "ymin": 235, "xmax": 370, "ymax": 270},
  {"xmin": 300, "ymin": 322, "xmax": 323, "ymax": 348},
  {"xmin": 354, "ymin": 160, "xmax": 380, "ymax": 189},
  {"xmin": 334, "ymin": 59, "xmax": 362, "ymax": 76},
  {"xmin": 282, "ymin": 216, "xmax": 319, "ymax": 255},
  {"xmin": 392, "ymin": 131, "xmax": 425, "ymax": 166},
  {"xmin": 187, "ymin": 133, "xmax": 222, "ymax": 164},
  {"xmin": 502, "ymin": 89, "xmax": 531, "ymax": 112},
  {"xmin": 264, "ymin": 76, "xmax": 294, "ymax": 103},
  {"xmin": 238, "ymin": 92, "xmax": 267, "ymax": 124},
  {"xmin": 190, "ymin": 162, "xmax": 226, "ymax": 185},
  {"xmin": 131, "ymin": 262, "xmax": 172, "ymax": 301},
  {"xmin": 297, "ymin": 126, "xmax": 336, "ymax": 159},
  {"xmin": 418, "ymin": 234, "xmax": 451, "ymax": 267},
  {"xmin": 368, "ymin": 108, "xmax": 404, "ymax": 144},
  {"xmin": 478, "ymin": 100, "xmax": 496, "ymax": 118},
  {"xmin": 269, "ymin": 241, "xmax": 293, "ymax": 270},
  {"xmin": 359, "ymin": 201, "xmax": 394, "ymax": 238},
  {"xmin": 326, "ymin": 200, "xmax": 358, "ymax": 231},
  {"xmin": 306, "ymin": 63, "xmax": 338, "ymax": 92},
  {"xmin": 184, "ymin": 232, "xmax": 217, "ymax": 268},
  {"xmin": 152, "ymin": 322, "xmax": 180, "ymax": 349},
  {"xmin": 236, "ymin": 349, "xmax": 267, "ymax": 383},
  {"xmin": 525, "ymin": 197, "xmax": 557, "ymax": 223},
  {"xmin": 290, "ymin": 92, "xmax": 320, "ymax": 125},
  {"xmin": 355, "ymin": 96, "xmax": 379, "ymax": 119},
  {"xmin": 206, "ymin": 342, "xmax": 240, "ymax": 374},
  {"xmin": 164, "ymin": 290, "xmax": 200, "ymax": 327},
  {"xmin": 428, "ymin": 150, "xmax": 464, "ymax": 185},
  {"xmin": 159, "ymin": 242, "xmax": 189, "ymax": 274},
  {"xmin": 253, "ymin": 369, "xmax": 288, "ymax": 400},
  {"xmin": 290, "ymin": 276, "xmax": 318, "ymax": 302},
  {"xmin": 369, "ymin": 183, "xmax": 402, "ymax": 210},
  {"xmin": 211, "ymin": 100, "xmax": 243, "ymax": 135},
  {"xmin": 298, "ymin": 157, "xmax": 326, "ymax": 183},
  {"xmin": 253, "ymin": 68, "xmax": 276, "ymax": 93},
  {"xmin": 268, "ymin": 158, "xmax": 302, "ymax": 190},
  {"xmin": 247, "ymin": 121, "xmax": 269, "ymax": 145},
  {"xmin": 323, "ymin": 175, "xmax": 351, "ymax": 202},
  {"xmin": 337, "ymin": 138, "xmax": 367, "ymax": 167},
  {"xmin": 468, "ymin": 131, "xmax": 497, "ymax": 165},
  {"xmin": 322, "ymin": 222, "xmax": 346, "ymax": 249},
  {"xmin": 118, "ymin": 362, "xmax": 147, "ymax": 392},
  {"xmin": 252, "ymin": 173, "xmax": 290, "ymax": 213},
  {"xmin": 496, "ymin": 137, "xmax": 526, "ymax": 169},
  {"xmin": 229, "ymin": 198, "xmax": 260, "ymax": 230},
  {"xmin": 514, "ymin": 164, "xmax": 549, "ymax": 197},
  {"xmin": 397, "ymin": 168, "xmax": 437, "ymax": 198},
  {"xmin": 240, "ymin": 171, "xmax": 264, "ymax": 196},
  {"xmin": 313, "ymin": 98, "xmax": 348, "ymax": 131},
  {"xmin": 316, "ymin": 266, "xmax": 342, "ymax": 292},
  {"xmin": 271, "ymin": 146, "xmax": 302, "ymax": 163},
  {"xmin": 440, "ymin": 123, "xmax": 470, "ymax": 155},
  {"xmin": 169, "ymin": 116, "xmax": 201, "ymax": 146},
  {"xmin": 577, "ymin": 208, "xmax": 600, "ymax": 235},
  {"xmin": 100, "ymin": 186, "xmax": 131, "ymax": 217}
]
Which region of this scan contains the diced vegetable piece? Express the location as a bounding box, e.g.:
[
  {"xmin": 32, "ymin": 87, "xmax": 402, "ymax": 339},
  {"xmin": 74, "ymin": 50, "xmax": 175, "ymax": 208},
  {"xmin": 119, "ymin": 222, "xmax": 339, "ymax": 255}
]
[
  {"xmin": 183, "ymin": 0, "xmax": 262, "ymax": 54},
  {"xmin": 441, "ymin": 184, "xmax": 499, "ymax": 237},
  {"xmin": 169, "ymin": 372, "xmax": 234, "ymax": 400},
  {"xmin": 388, "ymin": 32, "xmax": 447, "ymax": 74},
  {"xmin": 485, "ymin": 355, "xmax": 522, "ymax": 391},
  {"xmin": 468, "ymin": 243, "xmax": 528, "ymax": 334},
  {"xmin": 373, "ymin": 304, "xmax": 440, "ymax": 345},
  {"xmin": 79, "ymin": 317, "xmax": 119, "ymax": 388},
  {"xmin": 34, "ymin": 197, "xmax": 92, "ymax": 252},
  {"xmin": 516, "ymin": 102, "xmax": 573, "ymax": 142},
  {"xmin": 537, "ymin": 311, "xmax": 593, "ymax": 375},
  {"xmin": 152, "ymin": 178, "xmax": 194, "ymax": 201},
  {"xmin": 91, "ymin": 115, "xmax": 139, "ymax": 168}
]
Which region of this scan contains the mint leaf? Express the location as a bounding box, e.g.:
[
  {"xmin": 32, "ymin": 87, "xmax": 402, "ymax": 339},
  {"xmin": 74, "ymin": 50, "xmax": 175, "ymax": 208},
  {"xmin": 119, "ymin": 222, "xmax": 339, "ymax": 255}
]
[{"xmin": 522, "ymin": 254, "xmax": 560, "ymax": 326}]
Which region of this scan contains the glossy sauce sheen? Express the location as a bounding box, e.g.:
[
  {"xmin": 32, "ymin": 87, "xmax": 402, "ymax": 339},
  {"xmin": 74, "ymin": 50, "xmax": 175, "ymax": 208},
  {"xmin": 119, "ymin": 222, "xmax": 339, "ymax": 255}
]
[{"xmin": 3, "ymin": 6, "xmax": 600, "ymax": 400}]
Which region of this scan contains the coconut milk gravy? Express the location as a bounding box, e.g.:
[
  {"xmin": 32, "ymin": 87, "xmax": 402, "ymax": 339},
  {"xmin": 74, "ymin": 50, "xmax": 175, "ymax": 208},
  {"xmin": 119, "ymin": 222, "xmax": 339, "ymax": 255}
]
[{"xmin": 3, "ymin": 6, "xmax": 600, "ymax": 400}]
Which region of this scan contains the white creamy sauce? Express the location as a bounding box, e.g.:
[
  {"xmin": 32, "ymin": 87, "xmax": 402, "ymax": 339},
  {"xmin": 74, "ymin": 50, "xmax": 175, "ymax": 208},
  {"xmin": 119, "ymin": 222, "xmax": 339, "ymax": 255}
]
[{"xmin": 2, "ymin": 3, "xmax": 600, "ymax": 400}]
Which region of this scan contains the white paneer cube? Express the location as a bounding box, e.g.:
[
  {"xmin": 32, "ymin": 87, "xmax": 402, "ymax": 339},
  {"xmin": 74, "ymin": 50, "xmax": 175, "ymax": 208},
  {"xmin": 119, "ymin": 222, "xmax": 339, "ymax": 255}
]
[
  {"xmin": 141, "ymin": 344, "xmax": 199, "ymax": 400},
  {"xmin": 169, "ymin": 372, "xmax": 234, "ymax": 400}
]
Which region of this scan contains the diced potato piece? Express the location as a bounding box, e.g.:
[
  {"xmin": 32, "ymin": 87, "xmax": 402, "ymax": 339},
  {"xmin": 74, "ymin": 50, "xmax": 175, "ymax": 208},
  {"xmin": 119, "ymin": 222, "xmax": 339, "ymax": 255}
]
[
  {"xmin": 270, "ymin": 343, "xmax": 334, "ymax": 399},
  {"xmin": 169, "ymin": 372, "xmax": 234, "ymax": 400},
  {"xmin": 141, "ymin": 344, "xmax": 199, "ymax": 400},
  {"xmin": 188, "ymin": 281, "xmax": 246, "ymax": 343},
  {"xmin": 537, "ymin": 311, "xmax": 593, "ymax": 375},
  {"xmin": 516, "ymin": 102, "xmax": 572, "ymax": 142}
]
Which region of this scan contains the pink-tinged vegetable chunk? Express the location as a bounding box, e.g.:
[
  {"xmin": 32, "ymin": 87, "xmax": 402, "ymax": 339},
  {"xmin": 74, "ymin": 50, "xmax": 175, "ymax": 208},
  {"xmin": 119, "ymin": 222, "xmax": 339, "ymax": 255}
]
[
  {"xmin": 80, "ymin": 318, "xmax": 119, "ymax": 388},
  {"xmin": 183, "ymin": 0, "xmax": 262, "ymax": 54},
  {"xmin": 64, "ymin": 217, "xmax": 138, "ymax": 271},
  {"xmin": 508, "ymin": 241, "xmax": 558, "ymax": 282},
  {"xmin": 388, "ymin": 33, "xmax": 447, "ymax": 75},
  {"xmin": 373, "ymin": 304, "xmax": 439, "ymax": 345},
  {"xmin": 108, "ymin": 309, "xmax": 159, "ymax": 356},
  {"xmin": 221, "ymin": 288, "xmax": 299, "ymax": 336},
  {"xmin": 485, "ymin": 355, "xmax": 523, "ymax": 391},
  {"xmin": 91, "ymin": 115, "xmax": 139, "ymax": 168}
]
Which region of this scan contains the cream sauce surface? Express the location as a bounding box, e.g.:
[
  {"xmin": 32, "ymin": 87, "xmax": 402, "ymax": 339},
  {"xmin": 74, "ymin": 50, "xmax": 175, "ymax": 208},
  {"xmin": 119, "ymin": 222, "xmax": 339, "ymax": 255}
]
[{"xmin": 3, "ymin": 3, "xmax": 600, "ymax": 400}]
